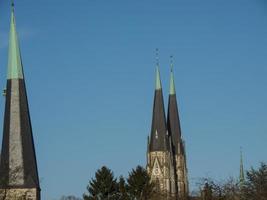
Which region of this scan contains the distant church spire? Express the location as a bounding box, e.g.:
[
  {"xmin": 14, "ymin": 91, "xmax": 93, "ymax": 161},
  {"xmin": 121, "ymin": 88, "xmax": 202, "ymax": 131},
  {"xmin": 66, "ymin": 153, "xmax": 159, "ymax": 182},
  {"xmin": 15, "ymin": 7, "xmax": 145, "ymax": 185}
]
[
  {"xmin": 167, "ymin": 57, "xmax": 182, "ymax": 153},
  {"xmin": 8, "ymin": 1, "xmax": 23, "ymax": 80},
  {"xmin": 240, "ymin": 148, "xmax": 245, "ymax": 184},
  {"xmin": 149, "ymin": 49, "xmax": 168, "ymax": 151},
  {"xmin": 167, "ymin": 57, "xmax": 189, "ymax": 199},
  {"xmin": 11, "ymin": 0, "xmax": 14, "ymax": 8},
  {"xmin": 155, "ymin": 49, "xmax": 162, "ymax": 90},
  {"xmin": 0, "ymin": 2, "xmax": 40, "ymax": 199},
  {"xmin": 147, "ymin": 51, "xmax": 176, "ymax": 198},
  {"xmin": 155, "ymin": 66, "xmax": 162, "ymax": 90},
  {"xmin": 169, "ymin": 56, "xmax": 175, "ymax": 95},
  {"xmin": 147, "ymin": 53, "xmax": 190, "ymax": 199}
]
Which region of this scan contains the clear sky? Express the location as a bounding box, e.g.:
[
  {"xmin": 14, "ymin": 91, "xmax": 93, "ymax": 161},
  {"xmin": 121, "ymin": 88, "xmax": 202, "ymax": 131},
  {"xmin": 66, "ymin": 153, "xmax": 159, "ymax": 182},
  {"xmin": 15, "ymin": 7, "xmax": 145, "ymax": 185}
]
[{"xmin": 0, "ymin": 0, "xmax": 267, "ymax": 199}]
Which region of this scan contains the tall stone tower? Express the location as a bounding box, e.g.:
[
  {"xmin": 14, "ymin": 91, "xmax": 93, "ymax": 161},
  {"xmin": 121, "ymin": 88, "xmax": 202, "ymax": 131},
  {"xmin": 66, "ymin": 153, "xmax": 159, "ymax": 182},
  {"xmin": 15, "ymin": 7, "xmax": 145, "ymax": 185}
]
[
  {"xmin": 147, "ymin": 63, "xmax": 177, "ymax": 199},
  {"xmin": 147, "ymin": 57, "xmax": 189, "ymax": 199},
  {"xmin": 0, "ymin": 3, "xmax": 40, "ymax": 200},
  {"xmin": 167, "ymin": 63, "xmax": 189, "ymax": 200}
]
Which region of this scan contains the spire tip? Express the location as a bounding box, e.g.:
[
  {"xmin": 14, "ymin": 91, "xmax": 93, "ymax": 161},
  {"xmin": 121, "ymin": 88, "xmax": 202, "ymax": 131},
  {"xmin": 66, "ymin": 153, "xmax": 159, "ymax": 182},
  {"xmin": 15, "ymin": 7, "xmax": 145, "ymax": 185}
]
[
  {"xmin": 170, "ymin": 55, "xmax": 174, "ymax": 72},
  {"xmin": 11, "ymin": 0, "xmax": 15, "ymax": 13},
  {"xmin": 155, "ymin": 48, "xmax": 159, "ymax": 66},
  {"xmin": 169, "ymin": 55, "xmax": 176, "ymax": 95},
  {"xmin": 155, "ymin": 49, "xmax": 161, "ymax": 90}
]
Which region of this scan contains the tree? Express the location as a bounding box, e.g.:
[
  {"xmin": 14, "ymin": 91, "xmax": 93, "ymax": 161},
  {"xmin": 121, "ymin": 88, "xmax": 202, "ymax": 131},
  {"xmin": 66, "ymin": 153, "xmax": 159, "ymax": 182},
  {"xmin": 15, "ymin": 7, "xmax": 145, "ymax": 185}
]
[
  {"xmin": 60, "ymin": 196, "xmax": 82, "ymax": 200},
  {"xmin": 201, "ymin": 182, "xmax": 212, "ymax": 200},
  {"xmin": 243, "ymin": 162, "xmax": 267, "ymax": 200},
  {"xmin": 117, "ymin": 176, "xmax": 129, "ymax": 200},
  {"xmin": 83, "ymin": 166, "xmax": 118, "ymax": 200},
  {"xmin": 126, "ymin": 166, "xmax": 155, "ymax": 200},
  {"xmin": 195, "ymin": 177, "xmax": 240, "ymax": 200},
  {"xmin": 221, "ymin": 177, "xmax": 240, "ymax": 200}
]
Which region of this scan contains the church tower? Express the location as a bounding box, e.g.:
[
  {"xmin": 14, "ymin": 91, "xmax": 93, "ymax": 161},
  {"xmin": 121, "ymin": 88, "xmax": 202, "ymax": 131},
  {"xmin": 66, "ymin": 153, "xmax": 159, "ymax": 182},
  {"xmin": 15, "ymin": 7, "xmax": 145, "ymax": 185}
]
[
  {"xmin": 239, "ymin": 148, "xmax": 245, "ymax": 185},
  {"xmin": 147, "ymin": 60, "xmax": 176, "ymax": 199},
  {"xmin": 0, "ymin": 3, "xmax": 40, "ymax": 200},
  {"xmin": 167, "ymin": 61, "xmax": 189, "ymax": 200}
]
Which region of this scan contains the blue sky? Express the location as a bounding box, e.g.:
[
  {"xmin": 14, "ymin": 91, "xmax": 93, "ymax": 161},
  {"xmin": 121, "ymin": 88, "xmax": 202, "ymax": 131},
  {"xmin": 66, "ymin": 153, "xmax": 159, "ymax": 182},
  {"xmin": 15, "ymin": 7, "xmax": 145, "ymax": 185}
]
[{"xmin": 0, "ymin": 0, "xmax": 267, "ymax": 199}]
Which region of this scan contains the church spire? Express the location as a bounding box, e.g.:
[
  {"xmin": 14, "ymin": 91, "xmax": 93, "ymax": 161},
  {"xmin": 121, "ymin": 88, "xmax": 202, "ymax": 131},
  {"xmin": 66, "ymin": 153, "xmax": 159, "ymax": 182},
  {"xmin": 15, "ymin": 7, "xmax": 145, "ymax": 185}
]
[
  {"xmin": 155, "ymin": 66, "xmax": 162, "ymax": 90},
  {"xmin": 8, "ymin": 1, "xmax": 24, "ymax": 79},
  {"xmin": 149, "ymin": 50, "xmax": 168, "ymax": 151},
  {"xmin": 155, "ymin": 49, "xmax": 162, "ymax": 90},
  {"xmin": 169, "ymin": 56, "xmax": 175, "ymax": 95},
  {"xmin": 167, "ymin": 57, "xmax": 189, "ymax": 199},
  {"xmin": 167, "ymin": 57, "xmax": 182, "ymax": 154},
  {"xmin": 240, "ymin": 148, "xmax": 245, "ymax": 184},
  {"xmin": 0, "ymin": 2, "xmax": 40, "ymax": 197}
]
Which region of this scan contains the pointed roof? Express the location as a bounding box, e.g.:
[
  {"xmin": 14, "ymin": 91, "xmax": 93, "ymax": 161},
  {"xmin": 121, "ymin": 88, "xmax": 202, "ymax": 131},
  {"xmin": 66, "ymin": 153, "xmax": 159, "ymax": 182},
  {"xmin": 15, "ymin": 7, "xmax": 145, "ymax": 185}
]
[
  {"xmin": 149, "ymin": 66, "xmax": 169, "ymax": 152},
  {"xmin": 0, "ymin": 3, "xmax": 40, "ymax": 189},
  {"xmin": 155, "ymin": 66, "xmax": 162, "ymax": 90},
  {"xmin": 170, "ymin": 65, "xmax": 175, "ymax": 95},
  {"xmin": 167, "ymin": 63, "xmax": 183, "ymax": 155},
  {"xmin": 240, "ymin": 148, "xmax": 245, "ymax": 184},
  {"xmin": 8, "ymin": 4, "xmax": 24, "ymax": 80}
]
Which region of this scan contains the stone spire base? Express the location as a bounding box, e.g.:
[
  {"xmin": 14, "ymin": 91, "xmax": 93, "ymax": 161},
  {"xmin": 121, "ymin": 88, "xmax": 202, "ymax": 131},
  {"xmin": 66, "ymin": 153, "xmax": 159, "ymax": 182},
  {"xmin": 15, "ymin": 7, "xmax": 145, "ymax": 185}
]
[{"xmin": 0, "ymin": 188, "xmax": 40, "ymax": 200}]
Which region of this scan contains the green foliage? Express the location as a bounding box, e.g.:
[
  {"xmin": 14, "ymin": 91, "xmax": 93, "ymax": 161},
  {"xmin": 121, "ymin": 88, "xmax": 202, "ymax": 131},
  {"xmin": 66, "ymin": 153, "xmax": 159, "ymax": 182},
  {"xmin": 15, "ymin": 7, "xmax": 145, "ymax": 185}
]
[
  {"xmin": 117, "ymin": 176, "xmax": 130, "ymax": 200},
  {"xmin": 126, "ymin": 165, "xmax": 155, "ymax": 200},
  {"xmin": 84, "ymin": 165, "xmax": 155, "ymax": 200},
  {"xmin": 243, "ymin": 162, "xmax": 267, "ymax": 200},
  {"xmin": 83, "ymin": 166, "xmax": 118, "ymax": 200},
  {"xmin": 83, "ymin": 162, "xmax": 267, "ymax": 200}
]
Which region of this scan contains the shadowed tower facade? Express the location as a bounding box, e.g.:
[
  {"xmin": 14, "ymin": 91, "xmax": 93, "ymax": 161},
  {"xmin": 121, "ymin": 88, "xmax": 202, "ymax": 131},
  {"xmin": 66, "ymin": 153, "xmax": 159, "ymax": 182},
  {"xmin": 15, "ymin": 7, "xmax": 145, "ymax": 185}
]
[
  {"xmin": 167, "ymin": 63, "xmax": 189, "ymax": 200},
  {"xmin": 147, "ymin": 64, "xmax": 177, "ymax": 199},
  {"xmin": 0, "ymin": 3, "xmax": 40, "ymax": 200}
]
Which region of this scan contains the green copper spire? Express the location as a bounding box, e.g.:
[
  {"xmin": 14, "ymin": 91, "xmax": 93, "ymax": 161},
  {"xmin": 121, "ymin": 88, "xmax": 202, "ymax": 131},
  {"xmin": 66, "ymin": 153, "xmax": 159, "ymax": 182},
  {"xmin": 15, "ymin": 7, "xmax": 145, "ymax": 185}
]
[
  {"xmin": 155, "ymin": 49, "xmax": 162, "ymax": 90},
  {"xmin": 7, "ymin": 2, "xmax": 24, "ymax": 79},
  {"xmin": 240, "ymin": 148, "xmax": 245, "ymax": 184},
  {"xmin": 155, "ymin": 66, "xmax": 162, "ymax": 90},
  {"xmin": 169, "ymin": 56, "xmax": 176, "ymax": 95}
]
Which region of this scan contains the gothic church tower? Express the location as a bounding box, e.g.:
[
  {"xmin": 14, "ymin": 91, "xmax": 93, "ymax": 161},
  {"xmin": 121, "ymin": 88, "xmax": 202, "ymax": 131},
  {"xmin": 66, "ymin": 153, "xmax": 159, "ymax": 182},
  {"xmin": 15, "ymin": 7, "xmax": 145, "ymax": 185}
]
[
  {"xmin": 167, "ymin": 64, "xmax": 189, "ymax": 200},
  {"xmin": 147, "ymin": 63, "xmax": 177, "ymax": 199},
  {"xmin": 147, "ymin": 57, "xmax": 189, "ymax": 199},
  {"xmin": 0, "ymin": 3, "xmax": 40, "ymax": 200}
]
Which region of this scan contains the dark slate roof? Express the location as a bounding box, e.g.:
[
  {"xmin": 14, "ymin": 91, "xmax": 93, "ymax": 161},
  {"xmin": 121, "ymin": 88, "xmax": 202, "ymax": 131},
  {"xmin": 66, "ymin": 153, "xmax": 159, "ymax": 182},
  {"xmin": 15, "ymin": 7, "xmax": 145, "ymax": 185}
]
[
  {"xmin": 0, "ymin": 79, "xmax": 40, "ymax": 189},
  {"xmin": 149, "ymin": 89, "xmax": 169, "ymax": 152},
  {"xmin": 167, "ymin": 94, "xmax": 183, "ymax": 155}
]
